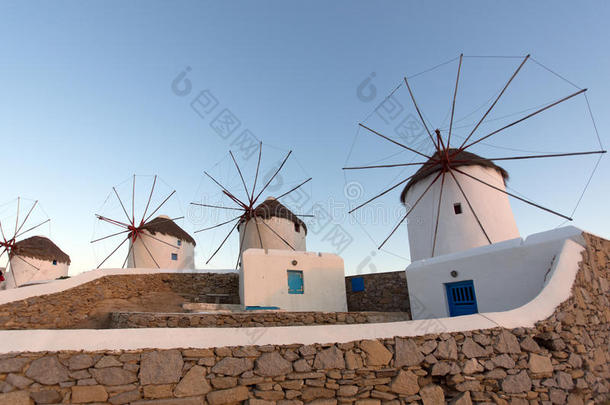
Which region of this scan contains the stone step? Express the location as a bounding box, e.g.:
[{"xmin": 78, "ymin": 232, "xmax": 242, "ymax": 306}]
[{"xmin": 182, "ymin": 302, "xmax": 244, "ymax": 313}]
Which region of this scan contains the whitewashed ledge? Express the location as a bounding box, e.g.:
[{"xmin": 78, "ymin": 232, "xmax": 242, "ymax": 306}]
[
  {"xmin": 0, "ymin": 239, "xmax": 584, "ymax": 354},
  {"xmin": 0, "ymin": 267, "xmax": 237, "ymax": 306}
]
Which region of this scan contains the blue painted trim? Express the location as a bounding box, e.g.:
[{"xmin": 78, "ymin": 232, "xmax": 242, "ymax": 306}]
[{"xmin": 445, "ymin": 280, "xmax": 478, "ymax": 317}]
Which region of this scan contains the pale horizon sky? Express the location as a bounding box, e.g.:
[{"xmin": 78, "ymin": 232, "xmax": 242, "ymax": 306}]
[{"xmin": 1, "ymin": 1, "xmax": 608, "ymax": 275}]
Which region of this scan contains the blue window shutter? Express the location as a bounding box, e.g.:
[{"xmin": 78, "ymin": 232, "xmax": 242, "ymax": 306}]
[
  {"xmin": 445, "ymin": 280, "xmax": 478, "ymax": 317},
  {"xmin": 287, "ymin": 270, "xmax": 304, "ymax": 294},
  {"xmin": 351, "ymin": 277, "xmax": 365, "ymax": 292},
  {"xmin": 171, "ymin": 253, "xmax": 178, "ymax": 261}
]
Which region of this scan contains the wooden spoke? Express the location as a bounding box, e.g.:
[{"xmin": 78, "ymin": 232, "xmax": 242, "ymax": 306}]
[
  {"xmin": 140, "ymin": 237, "xmax": 160, "ymax": 269},
  {"xmin": 254, "ymin": 218, "xmax": 264, "ymax": 250},
  {"xmin": 457, "ymin": 54, "xmax": 530, "ymax": 150},
  {"xmin": 447, "ymin": 169, "xmax": 491, "ymax": 244},
  {"xmin": 223, "ymin": 190, "xmax": 249, "ymax": 210},
  {"xmin": 452, "ymin": 167, "xmax": 572, "ymax": 220},
  {"xmin": 15, "ymin": 219, "xmax": 50, "ymax": 239},
  {"xmin": 349, "ymin": 173, "xmax": 417, "ymax": 214},
  {"xmin": 190, "ymin": 202, "xmax": 244, "ymax": 211},
  {"xmin": 236, "ymin": 219, "xmax": 249, "ymax": 269},
  {"xmin": 378, "ymin": 171, "xmax": 443, "ymax": 250},
  {"xmin": 250, "ymin": 142, "xmax": 263, "ymax": 202},
  {"xmin": 14, "ymin": 253, "xmax": 40, "ymax": 271},
  {"xmin": 446, "ymin": 53, "xmax": 463, "ymax": 149},
  {"xmin": 97, "ymin": 235, "xmax": 130, "ymax": 269},
  {"xmin": 359, "ymin": 123, "xmax": 433, "ymax": 160},
  {"xmin": 403, "ymin": 76, "xmax": 438, "ymax": 150},
  {"xmin": 343, "ymin": 161, "xmax": 428, "ymax": 170},
  {"xmin": 206, "ymin": 221, "xmax": 239, "ymax": 264},
  {"xmin": 276, "ymin": 178, "xmax": 312, "ymax": 201},
  {"xmin": 14, "ymin": 197, "xmax": 20, "ymax": 239},
  {"xmin": 90, "ymin": 229, "xmax": 130, "ymax": 243},
  {"xmin": 142, "ymin": 190, "xmax": 177, "ymax": 225},
  {"xmin": 260, "ymin": 220, "xmax": 295, "ymax": 250},
  {"xmin": 431, "ymin": 171, "xmax": 447, "ymax": 257},
  {"xmin": 14, "ymin": 200, "xmax": 38, "ymax": 238},
  {"xmin": 140, "ymin": 175, "xmax": 157, "ymax": 226},
  {"xmin": 132, "ymin": 175, "xmax": 136, "ymax": 225},
  {"xmin": 95, "ymin": 215, "xmax": 130, "ymax": 229},
  {"xmin": 140, "ymin": 231, "xmax": 181, "ymax": 249},
  {"xmin": 253, "ymin": 150, "xmax": 293, "ymax": 204},
  {"xmin": 113, "ymin": 187, "xmax": 132, "ymax": 225},
  {"xmin": 194, "ymin": 215, "xmax": 242, "ymax": 233},
  {"xmin": 0, "ymin": 219, "xmax": 7, "ymax": 242},
  {"xmin": 205, "ymin": 171, "xmax": 248, "ymax": 208},
  {"xmin": 461, "ymin": 88, "xmax": 586, "ymax": 151},
  {"xmin": 230, "ymin": 151, "xmax": 251, "ymax": 203},
  {"xmin": 122, "ymin": 237, "xmax": 136, "ymax": 269},
  {"xmin": 481, "ymin": 150, "xmax": 607, "ymax": 162}
]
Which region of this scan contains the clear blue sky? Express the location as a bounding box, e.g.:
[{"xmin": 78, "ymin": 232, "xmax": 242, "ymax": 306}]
[{"xmin": 1, "ymin": 1, "xmax": 608, "ymax": 275}]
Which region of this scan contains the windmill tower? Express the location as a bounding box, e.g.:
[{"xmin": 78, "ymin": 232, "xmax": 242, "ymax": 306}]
[
  {"xmin": 400, "ymin": 148, "xmax": 519, "ymax": 261},
  {"xmin": 0, "ymin": 198, "xmax": 69, "ymax": 289},
  {"xmin": 238, "ymin": 197, "xmax": 307, "ymax": 255},
  {"xmin": 127, "ymin": 215, "xmax": 196, "ymax": 269},
  {"xmin": 191, "ymin": 143, "xmax": 312, "ymax": 267},
  {"xmin": 5, "ymin": 236, "xmax": 70, "ymax": 288},
  {"xmin": 92, "ymin": 175, "xmax": 188, "ymax": 269},
  {"xmin": 344, "ymin": 54, "xmax": 606, "ymax": 262}
]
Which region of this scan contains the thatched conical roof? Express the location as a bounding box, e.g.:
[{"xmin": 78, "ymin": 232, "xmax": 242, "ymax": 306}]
[
  {"xmin": 245, "ymin": 197, "xmax": 307, "ymax": 234},
  {"xmin": 141, "ymin": 216, "xmax": 196, "ymax": 246},
  {"xmin": 12, "ymin": 236, "xmax": 71, "ymax": 265},
  {"xmin": 400, "ymin": 149, "xmax": 509, "ymax": 203}
]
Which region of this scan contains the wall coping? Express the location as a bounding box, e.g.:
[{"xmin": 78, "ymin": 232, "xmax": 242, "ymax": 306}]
[
  {"xmin": 407, "ymin": 225, "xmax": 585, "ymax": 270},
  {"xmin": 0, "ymin": 238, "xmax": 584, "ymax": 354}
]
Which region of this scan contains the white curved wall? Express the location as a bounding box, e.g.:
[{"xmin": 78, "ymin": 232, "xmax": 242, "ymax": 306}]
[
  {"xmin": 405, "ymin": 165, "xmax": 519, "ymax": 261},
  {"xmin": 127, "ymin": 230, "xmax": 195, "ymax": 270},
  {"xmin": 3, "ymin": 256, "xmax": 69, "ymax": 289},
  {"xmin": 239, "ymin": 216, "xmax": 306, "ymax": 257},
  {"xmin": 406, "ymin": 226, "xmax": 585, "ymax": 320}
]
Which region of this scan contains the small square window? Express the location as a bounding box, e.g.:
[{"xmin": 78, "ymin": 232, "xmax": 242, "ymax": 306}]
[
  {"xmin": 177, "ymin": 239, "xmax": 182, "ymax": 246},
  {"xmin": 453, "ymin": 203, "xmax": 463, "ymax": 215},
  {"xmin": 52, "ymin": 260, "xmax": 57, "ymax": 266},
  {"xmin": 351, "ymin": 277, "xmax": 365, "ymax": 292},
  {"xmin": 171, "ymin": 253, "xmax": 178, "ymax": 261},
  {"xmin": 287, "ymin": 270, "xmax": 304, "ymax": 294}
]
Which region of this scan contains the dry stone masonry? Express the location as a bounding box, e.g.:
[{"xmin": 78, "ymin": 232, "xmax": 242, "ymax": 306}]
[
  {"xmin": 345, "ymin": 271, "xmax": 410, "ymax": 313},
  {"xmin": 109, "ymin": 311, "xmax": 409, "ymax": 329},
  {"xmin": 0, "ymin": 273, "xmax": 239, "ymax": 329},
  {"xmin": 0, "ymin": 233, "xmax": 607, "ymax": 404}
]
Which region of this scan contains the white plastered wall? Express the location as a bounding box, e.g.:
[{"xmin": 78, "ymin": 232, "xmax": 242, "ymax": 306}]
[
  {"xmin": 2, "ymin": 256, "xmax": 69, "ymax": 289},
  {"xmin": 406, "ymin": 226, "xmax": 586, "ymax": 320},
  {"xmin": 239, "ymin": 216, "xmax": 306, "ymax": 256},
  {"xmin": 127, "ymin": 230, "xmax": 195, "ymax": 270},
  {"xmin": 240, "ymin": 248, "xmax": 347, "ymax": 312},
  {"xmin": 405, "ymin": 165, "xmax": 519, "ymax": 262}
]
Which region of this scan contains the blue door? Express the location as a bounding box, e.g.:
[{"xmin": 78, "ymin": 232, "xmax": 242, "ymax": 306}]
[
  {"xmin": 445, "ymin": 280, "xmax": 478, "ymax": 317},
  {"xmin": 287, "ymin": 270, "xmax": 304, "ymax": 294}
]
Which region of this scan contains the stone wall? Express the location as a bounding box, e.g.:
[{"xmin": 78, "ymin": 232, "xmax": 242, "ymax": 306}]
[
  {"xmin": 109, "ymin": 311, "xmax": 410, "ymax": 328},
  {"xmin": 0, "ymin": 233, "xmax": 607, "ymax": 404},
  {"xmin": 0, "ymin": 273, "xmax": 239, "ymax": 329},
  {"xmin": 345, "ymin": 271, "xmax": 410, "ymax": 314}
]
